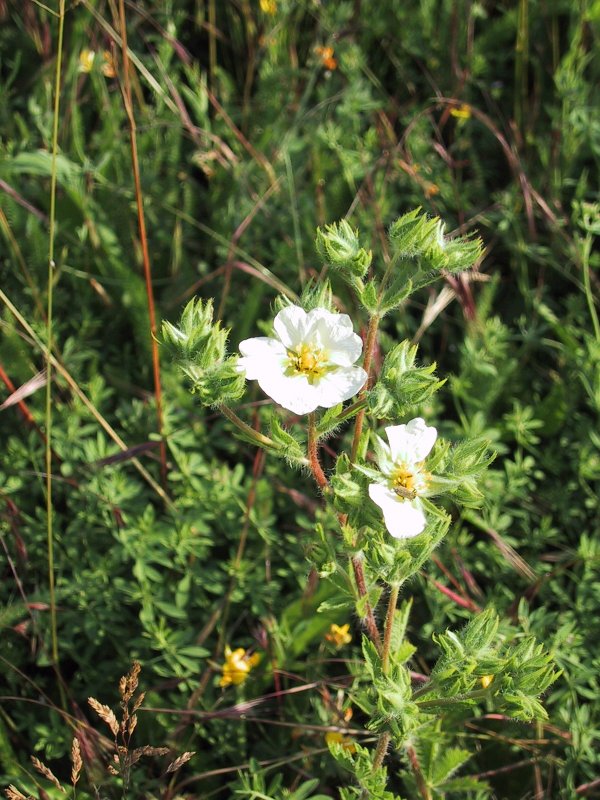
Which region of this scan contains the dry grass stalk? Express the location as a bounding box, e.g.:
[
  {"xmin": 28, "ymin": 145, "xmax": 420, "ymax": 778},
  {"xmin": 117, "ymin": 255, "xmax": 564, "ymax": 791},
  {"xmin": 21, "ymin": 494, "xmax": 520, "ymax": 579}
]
[
  {"xmin": 71, "ymin": 737, "xmax": 83, "ymax": 786},
  {"xmin": 132, "ymin": 690, "xmax": 146, "ymax": 712},
  {"xmin": 5, "ymin": 786, "xmax": 33, "ymax": 800},
  {"xmin": 120, "ymin": 661, "xmax": 141, "ymax": 703},
  {"xmin": 128, "ymin": 713, "xmax": 137, "ymax": 736},
  {"xmin": 129, "ymin": 745, "xmax": 170, "ymax": 767},
  {"xmin": 30, "ymin": 756, "xmax": 65, "ymax": 793},
  {"xmin": 166, "ymin": 751, "xmax": 196, "ymax": 773},
  {"xmin": 88, "ymin": 697, "xmax": 119, "ymax": 737}
]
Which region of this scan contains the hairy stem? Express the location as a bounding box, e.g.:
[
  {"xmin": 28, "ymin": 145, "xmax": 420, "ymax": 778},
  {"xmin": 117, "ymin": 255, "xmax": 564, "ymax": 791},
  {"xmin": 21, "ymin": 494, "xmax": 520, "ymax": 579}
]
[
  {"xmin": 308, "ymin": 412, "xmax": 328, "ymax": 490},
  {"xmin": 351, "ymin": 555, "xmax": 382, "ymax": 653},
  {"xmin": 372, "ymin": 731, "xmax": 391, "ymax": 772},
  {"xmin": 382, "ymin": 584, "xmax": 399, "ymax": 675},
  {"xmin": 351, "ymin": 313, "xmax": 380, "ymax": 462},
  {"xmin": 407, "ymin": 744, "xmax": 432, "ymax": 800},
  {"xmin": 220, "ymin": 405, "xmax": 291, "ymax": 455}
]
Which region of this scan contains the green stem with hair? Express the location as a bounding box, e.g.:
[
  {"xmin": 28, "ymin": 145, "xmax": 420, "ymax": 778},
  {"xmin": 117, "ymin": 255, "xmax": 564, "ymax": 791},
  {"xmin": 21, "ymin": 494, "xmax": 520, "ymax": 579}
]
[{"xmin": 220, "ymin": 405, "xmax": 296, "ymax": 457}]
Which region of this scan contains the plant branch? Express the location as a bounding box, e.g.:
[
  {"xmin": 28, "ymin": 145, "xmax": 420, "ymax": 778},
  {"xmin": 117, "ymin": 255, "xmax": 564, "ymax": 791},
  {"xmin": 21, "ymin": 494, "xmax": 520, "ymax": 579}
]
[
  {"xmin": 220, "ymin": 405, "xmax": 293, "ymax": 456},
  {"xmin": 372, "ymin": 731, "xmax": 391, "ymax": 772},
  {"xmin": 117, "ymin": 0, "xmax": 168, "ymax": 489},
  {"xmin": 406, "ymin": 744, "xmax": 432, "ymax": 800},
  {"xmin": 308, "ymin": 412, "xmax": 329, "ymax": 490},
  {"xmin": 351, "ymin": 555, "xmax": 382, "ymax": 653},
  {"xmin": 382, "ymin": 584, "xmax": 399, "ymax": 675},
  {"xmin": 351, "ymin": 313, "xmax": 380, "ymax": 462}
]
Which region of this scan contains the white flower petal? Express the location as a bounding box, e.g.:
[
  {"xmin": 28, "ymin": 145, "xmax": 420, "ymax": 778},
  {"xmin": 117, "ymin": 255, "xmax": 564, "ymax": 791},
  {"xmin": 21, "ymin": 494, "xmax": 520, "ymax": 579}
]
[
  {"xmin": 385, "ymin": 417, "xmax": 437, "ymax": 464},
  {"xmin": 238, "ymin": 337, "xmax": 287, "ymax": 379},
  {"xmin": 305, "ymin": 307, "xmax": 353, "ymax": 331},
  {"xmin": 257, "ymin": 370, "xmax": 321, "ymax": 415},
  {"xmin": 310, "ymin": 313, "xmax": 363, "ymax": 366},
  {"xmin": 273, "ymin": 305, "xmax": 308, "ymax": 349},
  {"xmin": 368, "ymin": 484, "xmax": 427, "ymax": 539},
  {"xmin": 316, "ymin": 367, "xmax": 367, "ymax": 407}
]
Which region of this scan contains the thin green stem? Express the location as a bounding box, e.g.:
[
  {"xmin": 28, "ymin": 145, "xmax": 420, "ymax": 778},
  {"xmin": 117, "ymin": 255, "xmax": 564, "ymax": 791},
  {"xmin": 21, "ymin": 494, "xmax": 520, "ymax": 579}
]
[
  {"xmin": 581, "ymin": 234, "xmax": 600, "ymax": 342},
  {"xmin": 284, "ymin": 150, "xmax": 305, "ymax": 284},
  {"xmin": 220, "ymin": 405, "xmax": 293, "ymax": 456},
  {"xmin": 382, "ymin": 584, "xmax": 399, "ymax": 675},
  {"xmin": 351, "ymin": 313, "xmax": 380, "ymax": 462},
  {"xmin": 308, "ymin": 412, "xmax": 328, "ymax": 490},
  {"xmin": 46, "ymin": 0, "xmax": 66, "ymax": 675}
]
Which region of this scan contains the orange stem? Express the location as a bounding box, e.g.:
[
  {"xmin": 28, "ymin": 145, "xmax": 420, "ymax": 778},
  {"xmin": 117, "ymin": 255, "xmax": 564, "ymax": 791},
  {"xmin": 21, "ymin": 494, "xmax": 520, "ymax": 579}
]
[
  {"xmin": 350, "ymin": 313, "xmax": 380, "ymax": 462},
  {"xmin": 117, "ymin": 0, "xmax": 167, "ymax": 489}
]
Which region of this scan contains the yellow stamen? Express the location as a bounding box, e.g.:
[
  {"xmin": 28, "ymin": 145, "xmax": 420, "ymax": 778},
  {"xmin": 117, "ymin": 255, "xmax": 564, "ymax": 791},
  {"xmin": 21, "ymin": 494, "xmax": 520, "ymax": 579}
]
[
  {"xmin": 390, "ymin": 463, "xmax": 431, "ymax": 500},
  {"xmin": 286, "ymin": 343, "xmax": 328, "ymax": 382},
  {"xmin": 481, "ymin": 674, "xmax": 494, "ymax": 689}
]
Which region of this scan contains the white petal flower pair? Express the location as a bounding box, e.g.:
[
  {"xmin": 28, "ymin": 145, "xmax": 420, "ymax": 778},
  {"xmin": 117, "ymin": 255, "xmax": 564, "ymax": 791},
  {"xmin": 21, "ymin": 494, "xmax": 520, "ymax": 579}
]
[
  {"xmin": 238, "ymin": 305, "xmax": 367, "ymax": 415},
  {"xmin": 368, "ymin": 417, "xmax": 437, "ymax": 539}
]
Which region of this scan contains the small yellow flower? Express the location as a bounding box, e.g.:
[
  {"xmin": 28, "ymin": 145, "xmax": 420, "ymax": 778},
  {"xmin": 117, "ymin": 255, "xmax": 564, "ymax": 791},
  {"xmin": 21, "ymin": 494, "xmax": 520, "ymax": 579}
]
[
  {"xmin": 260, "ymin": 0, "xmax": 277, "ymax": 14},
  {"xmin": 325, "ymin": 731, "xmax": 356, "ymax": 753},
  {"xmin": 219, "ymin": 645, "xmax": 261, "ymax": 688},
  {"xmin": 101, "ymin": 50, "xmax": 117, "ymax": 79},
  {"xmin": 481, "ymin": 674, "xmax": 494, "ymax": 689},
  {"xmin": 78, "ymin": 49, "xmax": 96, "ymax": 73},
  {"xmin": 325, "ymin": 623, "xmax": 352, "ymax": 647},
  {"xmin": 315, "ymin": 46, "xmax": 337, "ymax": 71},
  {"xmin": 450, "ymin": 103, "xmax": 472, "ymax": 120}
]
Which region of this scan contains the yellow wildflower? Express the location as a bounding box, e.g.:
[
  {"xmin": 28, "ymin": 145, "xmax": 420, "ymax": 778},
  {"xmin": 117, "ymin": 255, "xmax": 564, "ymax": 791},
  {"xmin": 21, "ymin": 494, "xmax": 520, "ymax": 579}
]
[
  {"xmin": 219, "ymin": 645, "xmax": 260, "ymax": 687},
  {"xmin": 78, "ymin": 49, "xmax": 96, "ymax": 74},
  {"xmin": 450, "ymin": 103, "xmax": 472, "ymax": 120},
  {"xmin": 481, "ymin": 674, "xmax": 494, "ymax": 689},
  {"xmin": 101, "ymin": 50, "xmax": 117, "ymax": 79},
  {"xmin": 325, "ymin": 731, "xmax": 356, "ymax": 753},
  {"xmin": 315, "ymin": 46, "xmax": 337, "ymax": 71},
  {"xmin": 260, "ymin": 0, "xmax": 277, "ymax": 14},
  {"xmin": 325, "ymin": 623, "xmax": 352, "ymax": 647}
]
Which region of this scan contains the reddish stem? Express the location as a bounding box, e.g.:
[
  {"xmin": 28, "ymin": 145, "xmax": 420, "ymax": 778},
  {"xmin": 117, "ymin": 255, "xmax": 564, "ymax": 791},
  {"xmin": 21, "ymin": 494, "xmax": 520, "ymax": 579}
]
[
  {"xmin": 308, "ymin": 412, "xmax": 328, "ymax": 491},
  {"xmin": 351, "ymin": 313, "xmax": 380, "ymax": 462},
  {"xmin": 117, "ymin": 0, "xmax": 168, "ymax": 489},
  {"xmin": 351, "ymin": 555, "xmax": 382, "ymax": 652}
]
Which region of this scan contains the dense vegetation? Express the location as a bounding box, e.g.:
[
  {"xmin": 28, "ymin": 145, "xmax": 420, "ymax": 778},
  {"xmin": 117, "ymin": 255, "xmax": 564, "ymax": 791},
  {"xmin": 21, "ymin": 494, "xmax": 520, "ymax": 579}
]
[{"xmin": 1, "ymin": 1, "xmax": 599, "ymax": 798}]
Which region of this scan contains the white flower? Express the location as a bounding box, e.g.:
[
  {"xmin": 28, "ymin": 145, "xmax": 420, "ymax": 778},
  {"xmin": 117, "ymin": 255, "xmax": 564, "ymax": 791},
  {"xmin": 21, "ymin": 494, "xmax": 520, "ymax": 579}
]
[
  {"xmin": 368, "ymin": 418, "xmax": 437, "ymax": 539},
  {"xmin": 238, "ymin": 305, "xmax": 367, "ymax": 415}
]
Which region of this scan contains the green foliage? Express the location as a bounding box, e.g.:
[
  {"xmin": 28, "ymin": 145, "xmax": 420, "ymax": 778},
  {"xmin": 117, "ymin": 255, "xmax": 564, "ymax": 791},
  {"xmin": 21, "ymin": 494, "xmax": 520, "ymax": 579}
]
[{"xmin": 1, "ymin": 0, "xmax": 598, "ymax": 797}]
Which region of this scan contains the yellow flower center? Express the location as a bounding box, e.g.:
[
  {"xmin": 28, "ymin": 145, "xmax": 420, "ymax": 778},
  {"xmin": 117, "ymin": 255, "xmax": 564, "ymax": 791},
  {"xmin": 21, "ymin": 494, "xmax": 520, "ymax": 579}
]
[
  {"xmin": 286, "ymin": 343, "xmax": 328, "ymax": 383},
  {"xmin": 390, "ymin": 464, "xmax": 431, "ymax": 500}
]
